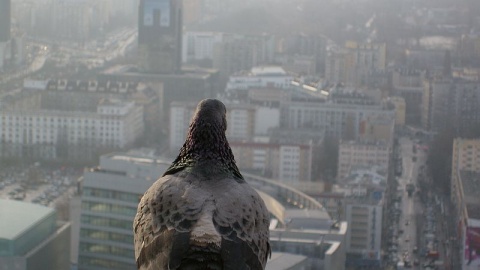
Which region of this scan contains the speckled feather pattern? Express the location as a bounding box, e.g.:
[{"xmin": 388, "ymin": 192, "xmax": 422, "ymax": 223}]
[{"xmin": 133, "ymin": 99, "xmax": 271, "ymax": 270}]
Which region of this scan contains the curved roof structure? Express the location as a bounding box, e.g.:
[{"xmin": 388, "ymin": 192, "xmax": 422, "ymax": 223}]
[{"xmin": 244, "ymin": 172, "xmax": 332, "ymax": 224}]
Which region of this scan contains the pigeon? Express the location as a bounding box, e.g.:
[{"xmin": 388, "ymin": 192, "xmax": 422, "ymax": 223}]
[{"xmin": 134, "ymin": 99, "xmax": 271, "ymax": 270}]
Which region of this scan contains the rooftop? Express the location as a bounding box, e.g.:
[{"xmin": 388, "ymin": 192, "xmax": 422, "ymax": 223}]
[
  {"xmin": 251, "ymin": 66, "xmax": 287, "ymax": 77},
  {"xmin": 266, "ymin": 252, "xmax": 308, "ymax": 270},
  {"xmin": 0, "ymin": 199, "xmax": 55, "ymax": 241}
]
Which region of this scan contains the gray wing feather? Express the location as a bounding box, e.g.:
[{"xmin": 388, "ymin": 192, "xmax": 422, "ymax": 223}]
[
  {"xmin": 211, "ymin": 180, "xmax": 271, "ymax": 268},
  {"xmin": 133, "ymin": 174, "xmax": 206, "ymax": 269}
]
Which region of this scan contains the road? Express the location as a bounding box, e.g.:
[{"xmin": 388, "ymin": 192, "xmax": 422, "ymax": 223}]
[{"xmin": 396, "ymin": 137, "xmax": 428, "ymax": 268}]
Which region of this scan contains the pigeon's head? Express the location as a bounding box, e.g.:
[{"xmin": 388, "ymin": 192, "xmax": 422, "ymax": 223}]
[
  {"xmin": 165, "ymin": 98, "xmax": 243, "ymax": 179},
  {"xmin": 191, "ymin": 99, "xmax": 227, "ymax": 132}
]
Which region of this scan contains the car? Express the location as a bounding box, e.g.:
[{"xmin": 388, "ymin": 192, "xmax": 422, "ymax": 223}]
[{"xmin": 405, "ymin": 220, "xmax": 410, "ymax": 226}]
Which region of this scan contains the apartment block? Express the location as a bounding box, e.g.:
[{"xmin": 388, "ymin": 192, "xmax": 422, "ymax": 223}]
[
  {"xmin": 332, "ymin": 168, "xmax": 386, "ymax": 269},
  {"xmin": 325, "ymin": 42, "xmax": 386, "ymax": 87},
  {"xmin": 422, "ymin": 77, "xmax": 480, "ymax": 133},
  {"xmin": 230, "ymin": 141, "xmax": 313, "ymax": 183},
  {"xmin": 280, "ymin": 94, "xmax": 395, "ymax": 140},
  {"xmin": 213, "ymin": 34, "xmax": 276, "ymax": 79},
  {"xmin": 337, "ymin": 141, "xmax": 390, "ymax": 181},
  {"xmin": 0, "ymin": 90, "xmax": 144, "ymax": 161},
  {"xmin": 392, "ymin": 69, "xmax": 424, "ymax": 125},
  {"xmin": 182, "ymin": 31, "xmax": 224, "ymax": 63}
]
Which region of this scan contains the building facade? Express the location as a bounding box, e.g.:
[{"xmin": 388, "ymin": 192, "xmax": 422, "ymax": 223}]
[
  {"xmin": 182, "ymin": 31, "xmax": 224, "ymax": 64},
  {"xmin": 230, "ymin": 141, "xmax": 313, "ymax": 183},
  {"xmin": 213, "ymin": 34, "xmax": 276, "ymax": 79},
  {"xmin": 138, "ymin": 0, "xmax": 182, "ymax": 73},
  {"xmin": 78, "ymin": 151, "xmax": 170, "ymax": 270},
  {"xmin": 280, "ymin": 97, "xmax": 395, "ymax": 140},
  {"xmin": 0, "ymin": 90, "xmax": 144, "ymax": 161},
  {"xmin": 337, "ymin": 141, "xmax": 390, "ymax": 181},
  {"xmin": 325, "ymin": 42, "xmax": 386, "ymax": 87}
]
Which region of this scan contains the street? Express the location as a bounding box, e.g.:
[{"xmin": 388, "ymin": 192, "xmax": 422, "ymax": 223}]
[{"xmin": 392, "ymin": 136, "xmax": 430, "ymax": 269}]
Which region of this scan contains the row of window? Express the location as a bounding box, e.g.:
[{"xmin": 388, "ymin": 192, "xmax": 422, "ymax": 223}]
[
  {"xmin": 80, "ymin": 242, "xmax": 134, "ymax": 258},
  {"xmin": 80, "ymin": 228, "xmax": 133, "ymax": 245},
  {"xmin": 82, "ymin": 201, "xmax": 137, "ymax": 216},
  {"xmin": 2, "ymin": 116, "xmax": 122, "ymax": 124},
  {"xmin": 81, "ymin": 215, "xmax": 133, "ymax": 230},
  {"xmin": 83, "ymin": 188, "xmax": 140, "ymax": 203}
]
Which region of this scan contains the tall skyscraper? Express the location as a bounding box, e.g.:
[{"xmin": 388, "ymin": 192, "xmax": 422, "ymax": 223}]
[
  {"xmin": 138, "ymin": 0, "xmax": 182, "ymax": 74},
  {"xmin": 0, "ymin": 0, "xmax": 11, "ymax": 42}
]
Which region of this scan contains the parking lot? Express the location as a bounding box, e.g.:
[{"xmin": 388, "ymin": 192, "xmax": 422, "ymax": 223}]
[{"xmin": 0, "ymin": 165, "xmax": 81, "ymax": 210}]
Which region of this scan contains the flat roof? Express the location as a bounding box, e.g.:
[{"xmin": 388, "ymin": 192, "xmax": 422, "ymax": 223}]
[
  {"xmin": 251, "ymin": 66, "xmax": 287, "ymax": 76},
  {"xmin": 0, "ymin": 199, "xmax": 55, "ymax": 241},
  {"xmin": 266, "ymin": 252, "xmax": 307, "ymax": 270}
]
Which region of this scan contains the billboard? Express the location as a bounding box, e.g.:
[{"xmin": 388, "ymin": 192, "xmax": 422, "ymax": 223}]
[
  {"xmin": 465, "ymin": 223, "xmax": 480, "ymax": 269},
  {"xmin": 143, "ymin": 0, "xmax": 170, "ymax": 27}
]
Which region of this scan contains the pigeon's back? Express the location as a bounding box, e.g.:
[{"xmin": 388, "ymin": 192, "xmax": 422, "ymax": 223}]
[{"xmin": 134, "ymin": 170, "xmax": 270, "ymax": 270}]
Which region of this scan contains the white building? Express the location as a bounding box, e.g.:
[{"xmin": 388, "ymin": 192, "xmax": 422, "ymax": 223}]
[
  {"xmin": 225, "ymin": 66, "xmax": 294, "ymax": 92},
  {"xmin": 345, "ymin": 201, "xmax": 383, "ymax": 260},
  {"xmin": 0, "ymin": 98, "xmax": 144, "ymax": 160},
  {"xmin": 182, "ymin": 31, "xmax": 224, "ymax": 63},
  {"xmin": 337, "ymin": 141, "xmax": 390, "ymax": 180},
  {"xmin": 333, "ymin": 168, "xmax": 386, "ymax": 267},
  {"xmin": 281, "ymin": 99, "xmax": 395, "ymax": 140},
  {"xmin": 230, "ymin": 141, "xmax": 313, "ymax": 183}
]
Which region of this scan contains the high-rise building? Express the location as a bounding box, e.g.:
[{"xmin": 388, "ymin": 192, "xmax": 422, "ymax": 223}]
[
  {"xmin": 325, "ymin": 42, "xmax": 386, "ymax": 87},
  {"xmin": 330, "ymin": 168, "xmax": 385, "ymax": 269},
  {"xmin": 449, "ymin": 139, "xmax": 480, "ymax": 270},
  {"xmin": 422, "ymin": 77, "xmax": 480, "ymax": 133},
  {"xmin": 78, "ymin": 151, "xmax": 170, "ymax": 270},
  {"xmin": 138, "ymin": 0, "xmax": 182, "ymax": 74},
  {"xmin": 0, "ymin": 0, "xmax": 11, "ymax": 42},
  {"xmin": 451, "ymin": 139, "xmax": 480, "ymax": 200}
]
